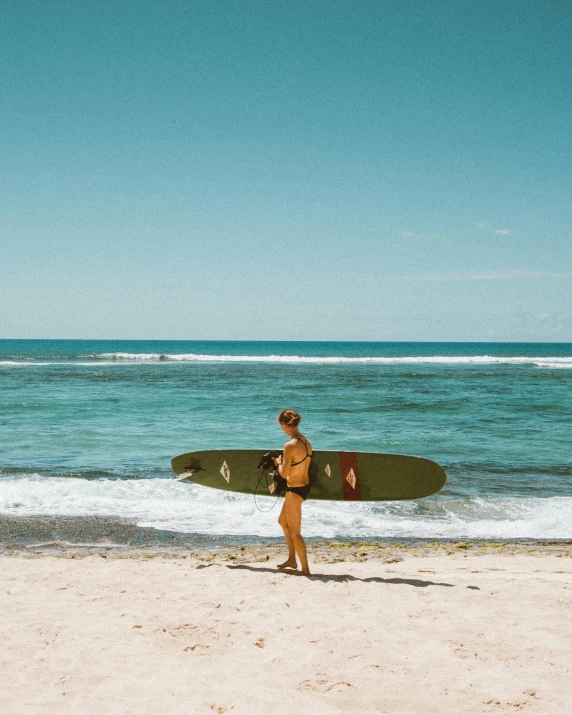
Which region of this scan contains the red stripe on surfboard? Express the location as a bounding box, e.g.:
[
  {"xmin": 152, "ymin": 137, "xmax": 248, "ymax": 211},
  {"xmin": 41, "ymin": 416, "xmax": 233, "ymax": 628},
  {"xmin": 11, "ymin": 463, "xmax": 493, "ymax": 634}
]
[{"xmin": 339, "ymin": 452, "xmax": 362, "ymax": 502}]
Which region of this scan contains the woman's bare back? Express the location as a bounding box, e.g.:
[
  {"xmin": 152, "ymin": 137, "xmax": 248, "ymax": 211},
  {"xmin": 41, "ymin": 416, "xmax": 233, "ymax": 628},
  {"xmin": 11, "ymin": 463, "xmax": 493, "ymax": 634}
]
[{"xmin": 284, "ymin": 434, "xmax": 312, "ymax": 487}]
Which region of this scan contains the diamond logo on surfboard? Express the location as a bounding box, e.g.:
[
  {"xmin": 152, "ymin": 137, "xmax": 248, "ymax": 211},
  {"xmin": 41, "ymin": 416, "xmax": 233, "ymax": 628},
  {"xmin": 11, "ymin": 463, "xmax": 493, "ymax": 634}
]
[
  {"xmin": 346, "ymin": 468, "xmax": 357, "ymax": 490},
  {"xmin": 325, "ymin": 464, "xmax": 331, "ymax": 477},
  {"xmin": 220, "ymin": 461, "xmax": 231, "ymax": 483}
]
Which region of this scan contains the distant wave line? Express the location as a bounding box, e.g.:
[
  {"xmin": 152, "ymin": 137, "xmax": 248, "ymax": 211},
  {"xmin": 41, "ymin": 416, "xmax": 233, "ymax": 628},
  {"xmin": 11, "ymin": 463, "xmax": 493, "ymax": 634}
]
[
  {"xmin": 96, "ymin": 353, "xmax": 572, "ymax": 366},
  {"xmin": 1, "ymin": 354, "xmax": 572, "ymax": 367}
]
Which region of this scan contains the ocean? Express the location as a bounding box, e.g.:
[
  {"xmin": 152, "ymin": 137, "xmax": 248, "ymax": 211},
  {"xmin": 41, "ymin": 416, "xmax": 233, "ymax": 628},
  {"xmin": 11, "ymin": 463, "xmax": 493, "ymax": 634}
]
[{"xmin": 1, "ymin": 340, "xmax": 571, "ymax": 547}]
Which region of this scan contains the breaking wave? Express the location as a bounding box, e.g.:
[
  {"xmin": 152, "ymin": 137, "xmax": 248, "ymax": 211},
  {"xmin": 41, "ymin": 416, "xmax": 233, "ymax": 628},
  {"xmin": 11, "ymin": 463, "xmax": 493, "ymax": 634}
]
[
  {"xmin": 1, "ymin": 474, "xmax": 572, "ymax": 540},
  {"xmin": 96, "ymin": 354, "xmax": 572, "ymax": 367},
  {"xmin": 2, "ymin": 354, "xmax": 571, "ymax": 368}
]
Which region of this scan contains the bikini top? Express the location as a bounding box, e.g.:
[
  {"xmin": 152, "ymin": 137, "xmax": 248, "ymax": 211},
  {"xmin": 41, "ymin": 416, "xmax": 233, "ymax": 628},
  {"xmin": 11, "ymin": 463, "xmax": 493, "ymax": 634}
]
[{"xmin": 290, "ymin": 436, "xmax": 313, "ymax": 466}]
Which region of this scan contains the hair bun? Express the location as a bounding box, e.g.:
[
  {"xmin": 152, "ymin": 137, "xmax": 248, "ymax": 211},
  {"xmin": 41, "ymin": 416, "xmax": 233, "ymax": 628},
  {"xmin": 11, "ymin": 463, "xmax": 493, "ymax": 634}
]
[{"xmin": 278, "ymin": 408, "xmax": 301, "ymax": 427}]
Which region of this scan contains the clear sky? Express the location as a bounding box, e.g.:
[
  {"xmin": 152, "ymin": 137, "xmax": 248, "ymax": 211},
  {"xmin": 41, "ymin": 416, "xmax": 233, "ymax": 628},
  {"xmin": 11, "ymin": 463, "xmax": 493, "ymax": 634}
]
[{"xmin": 1, "ymin": 0, "xmax": 571, "ymax": 341}]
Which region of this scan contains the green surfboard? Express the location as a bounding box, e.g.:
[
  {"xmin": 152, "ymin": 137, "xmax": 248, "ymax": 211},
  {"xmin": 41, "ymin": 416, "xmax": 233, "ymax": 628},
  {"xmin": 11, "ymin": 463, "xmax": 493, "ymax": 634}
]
[{"xmin": 171, "ymin": 450, "xmax": 446, "ymax": 501}]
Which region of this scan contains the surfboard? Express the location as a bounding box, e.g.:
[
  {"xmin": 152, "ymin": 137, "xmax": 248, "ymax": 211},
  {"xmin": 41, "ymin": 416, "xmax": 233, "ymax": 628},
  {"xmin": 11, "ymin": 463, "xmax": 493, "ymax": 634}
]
[{"xmin": 171, "ymin": 450, "xmax": 446, "ymax": 501}]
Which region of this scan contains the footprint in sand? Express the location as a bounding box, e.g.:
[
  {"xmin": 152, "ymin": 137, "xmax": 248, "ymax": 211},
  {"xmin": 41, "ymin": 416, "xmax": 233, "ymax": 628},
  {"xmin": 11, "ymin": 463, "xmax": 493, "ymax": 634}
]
[{"xmin": 298, "ymin": 679, "xmax": 354, "ymax": 693}]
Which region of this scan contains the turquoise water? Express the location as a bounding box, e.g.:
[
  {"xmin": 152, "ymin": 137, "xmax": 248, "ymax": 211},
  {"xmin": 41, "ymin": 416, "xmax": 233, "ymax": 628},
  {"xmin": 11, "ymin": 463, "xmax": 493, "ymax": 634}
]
[{"xmin": 1, "ymin": 340, "xmax": 571, "ymax": 542}]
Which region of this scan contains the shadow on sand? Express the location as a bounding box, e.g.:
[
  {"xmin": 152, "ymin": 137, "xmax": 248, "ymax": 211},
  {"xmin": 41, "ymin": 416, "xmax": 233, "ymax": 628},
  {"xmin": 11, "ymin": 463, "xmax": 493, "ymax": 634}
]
[{"xmin": 197, "ymin": 562, "xmax": 480, "ymax": 588}]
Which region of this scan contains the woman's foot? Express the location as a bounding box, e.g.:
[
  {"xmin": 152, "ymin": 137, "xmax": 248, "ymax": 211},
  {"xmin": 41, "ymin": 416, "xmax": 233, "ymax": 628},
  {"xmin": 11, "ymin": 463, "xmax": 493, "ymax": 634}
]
[{"xmin": 277, "ymin": 559, "xmax": 298, "ymax": 570}]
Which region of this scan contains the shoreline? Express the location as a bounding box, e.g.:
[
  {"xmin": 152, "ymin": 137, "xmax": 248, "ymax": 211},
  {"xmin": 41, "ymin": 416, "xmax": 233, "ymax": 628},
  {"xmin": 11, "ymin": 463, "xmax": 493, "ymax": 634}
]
[
  {"xmin": 1, "ymin": 512, "xmax": 572, "ymax": 559},
  {"xmin": 2, "ymin": 536, "xmax": 572, "ymax": 561}
]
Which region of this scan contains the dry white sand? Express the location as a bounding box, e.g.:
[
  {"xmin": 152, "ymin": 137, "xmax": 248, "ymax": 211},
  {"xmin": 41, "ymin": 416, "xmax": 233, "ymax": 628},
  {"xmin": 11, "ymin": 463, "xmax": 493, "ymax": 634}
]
[{"xmin": 1, "ymin": 546, "xmax": 571, "ymax": 714}]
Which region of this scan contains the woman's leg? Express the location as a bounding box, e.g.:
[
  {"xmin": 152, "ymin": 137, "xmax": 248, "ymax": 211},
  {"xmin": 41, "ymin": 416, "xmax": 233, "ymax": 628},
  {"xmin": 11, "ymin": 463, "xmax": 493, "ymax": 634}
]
[
  {"xmin": 277, "ymin": 500, "xmax": 297, "ymax": 569},
  {"xmin": 283, "ymin": 492, "xmax": 310, "ymax": 575}
]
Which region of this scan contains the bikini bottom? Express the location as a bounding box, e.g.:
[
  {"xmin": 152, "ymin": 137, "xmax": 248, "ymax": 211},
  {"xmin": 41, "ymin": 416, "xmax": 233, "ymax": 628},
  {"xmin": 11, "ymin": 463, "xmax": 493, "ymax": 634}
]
[{"xmin": 286, "ymin": 484, "xmax": 311, "ymax": 501}]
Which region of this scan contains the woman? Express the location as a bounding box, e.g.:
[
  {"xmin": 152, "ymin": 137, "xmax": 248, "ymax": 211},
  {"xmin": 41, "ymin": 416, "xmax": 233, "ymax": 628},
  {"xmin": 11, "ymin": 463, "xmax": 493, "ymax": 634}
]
[{"xmin": 274, "ymin": 408, "xmax": 312, "ymax": 575}]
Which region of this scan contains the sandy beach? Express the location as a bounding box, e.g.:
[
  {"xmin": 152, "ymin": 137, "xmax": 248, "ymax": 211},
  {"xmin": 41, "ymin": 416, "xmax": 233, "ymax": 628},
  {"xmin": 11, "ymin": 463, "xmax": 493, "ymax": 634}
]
[{"xmin": 1, "ymin": 543, "xmax": 571, "ymax": 714}]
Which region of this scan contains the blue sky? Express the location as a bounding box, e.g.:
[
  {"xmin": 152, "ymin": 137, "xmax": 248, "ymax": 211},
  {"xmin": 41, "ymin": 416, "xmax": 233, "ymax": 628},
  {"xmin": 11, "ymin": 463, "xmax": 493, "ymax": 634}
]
[{"xmin": 1, "ymin": 0, "xmax": 571, "ymax": 340}]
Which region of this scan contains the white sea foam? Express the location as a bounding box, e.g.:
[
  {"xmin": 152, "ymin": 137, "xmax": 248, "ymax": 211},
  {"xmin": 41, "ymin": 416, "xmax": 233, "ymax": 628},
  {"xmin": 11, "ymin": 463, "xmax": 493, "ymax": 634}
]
[
  {"xmin": 92, "ymin": 353, "xmax": 572, "ymax": 367},
  {"xmin": 1, "ymin": 354, "xmax": 571, "ymax": 367},
  {"xmin": 0, "ymin": 361, "xmax": 50, "ymax": 367},
  {"xmin": 532, "ymin": 360, "xmax": 572, "ymax": 369},
  {"xmin": 1, "ymin": 475, "xmax": 572, "ymax": 539}
]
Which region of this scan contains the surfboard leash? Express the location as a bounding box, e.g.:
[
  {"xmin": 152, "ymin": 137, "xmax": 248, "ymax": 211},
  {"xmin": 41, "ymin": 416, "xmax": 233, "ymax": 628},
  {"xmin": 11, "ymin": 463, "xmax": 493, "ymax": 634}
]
[{"xmin": 253, "ymin": 467, "xmax": 282, "ymax": 513}]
